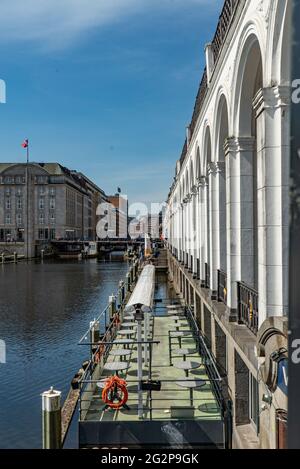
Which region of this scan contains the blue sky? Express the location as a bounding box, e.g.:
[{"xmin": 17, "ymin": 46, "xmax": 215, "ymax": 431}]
[{"xmin": 0, "ymin": 0, "xmax": 223, "ymax": 204}]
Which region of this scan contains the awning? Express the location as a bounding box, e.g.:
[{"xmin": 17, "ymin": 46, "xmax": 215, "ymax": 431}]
[{"xmin": 125, "ymin": 264, "xmax": 155, "ymax": 313}]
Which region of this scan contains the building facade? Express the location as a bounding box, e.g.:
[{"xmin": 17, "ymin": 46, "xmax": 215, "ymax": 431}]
[
  {"xmin": 0, "ymin": 163, "xmax": 107, "ymax": 257},
  {"xmin": 130, "ymin": 213, "xmax": 162, "ymax": 240},
  {"xmin": 164, "ymin": 0, "xmax": 290, "ymax": 449},
  {"xmin": 107, "ymin": 194, "xmax": 128, "ymax": 239}
]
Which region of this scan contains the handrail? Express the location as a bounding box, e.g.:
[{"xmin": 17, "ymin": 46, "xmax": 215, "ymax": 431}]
[
  {"xmin": 217, "ymin": 269, "xmax": 227, "ymax": 305},
  {"xmin": 237, "ymin": 281, "xmax": 259, "ymax": 335},
  {"xmin": 185, "ymin": 306, "xmax": 224, "ymax": 412}
]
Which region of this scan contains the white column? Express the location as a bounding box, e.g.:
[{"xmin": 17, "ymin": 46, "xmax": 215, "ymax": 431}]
[
  {"xmin": 196, "ymin": 179, "xmax": 202, "ymax": 279},
  {"xmin": 184, "ymin": 199, "xmax": 188, "ymax": 267},
  {"xmin": 199, "ymin": 176, "xmax": 208, "ymax": 284},
  {"xmin": 216, "ymin": 162, "xmax": 226, "ymax": 272},
  {"xmin": 187, "ymin": 194, "xmax": 193, "ymax": 271},
  {"xmin": 239, "ymin": 137, "xmax": 256, "ymax": 289},
  {"xmin": 224, "ymin": 137, "xmax": 255, "ymax": 319},
  {"xmin": 253, "ymin": 86, "xmax": 290, "ymax": 325},
  {"xmin": 191, "ymin": 189, "xmax": 196, "ymax": 274},
  {"xmin": 180, "ymin": 202, "xmax": 184, "ymax": 263},
  {"xmin": 225, "ymin": 138, "xmax": 240, "ymax": 319},
  {"xmin": 208, "ymin": 163, "xmax": 218, "ymax": 297}
]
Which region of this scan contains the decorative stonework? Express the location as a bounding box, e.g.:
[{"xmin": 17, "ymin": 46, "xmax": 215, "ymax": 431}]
[
  {"xmin": 253, "ymin": 86, "xmax": 291, "ymax": 119},
  {"xmin": 216, "ymin": 161, "xmax": 226, "ymax": 173},
  {"xmin": 257, "ymin": 0, "xmax": 271, "ymax": 27},
  {"xmin": 208, "ymin": 162, "xmax": 218, "ymax": 176},
  {"xmin": 199, "ymin": 176, "xmax": 208, "ymax": 188},
  {"xmin": 191, "ymin": 185, "xmax": 198, "ymax": 196},
  {"xmin": 224, "ymin": 64, "xmax": 233, "ymax": 92}
]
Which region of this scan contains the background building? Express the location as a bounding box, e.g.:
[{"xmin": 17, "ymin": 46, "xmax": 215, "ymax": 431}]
[
  {"xmin": 130, "ymin": 212, "xmax": 162, "ymax": 240},
  {"xmin": 0, "ymin": 163, "xmax": 107, "ymax": 257},
  {"xmin": 107, "ymin": 193, "xmax": 128, "ymax": 239}
]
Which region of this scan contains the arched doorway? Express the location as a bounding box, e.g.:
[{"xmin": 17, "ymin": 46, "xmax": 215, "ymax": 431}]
[
  {"xmin": 203, "ymin": 126, "xmax": 212, "ymax": 291},
  {"xmin": 215, "ymin": 94, "xmax": 229, "ymax": 301},
  {"xmin": 236, "ymin": 34, "xmax": 263, "ymax": 292}
]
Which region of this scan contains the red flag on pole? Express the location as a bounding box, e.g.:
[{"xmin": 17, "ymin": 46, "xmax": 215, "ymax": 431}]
[{"xmin": 21, "ymin": 139, "xmax": 28, "ymax": 148}]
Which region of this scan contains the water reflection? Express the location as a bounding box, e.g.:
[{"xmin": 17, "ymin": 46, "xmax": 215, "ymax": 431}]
[{"xmin": 0, "ymin": 259, "xmax": 128, "ymax": 448}]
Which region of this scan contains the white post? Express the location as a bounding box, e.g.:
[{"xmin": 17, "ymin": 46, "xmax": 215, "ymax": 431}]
[
  {"xmin": 144, "ymin": 313, "xmax": 150, "ymax": 366},
  {"xmin": 42, "ymin": 387, "xmax": 62, "ymax": 449},
  {"xmin": 208, "ymin": 162, "xmax": 218, "ymax": 298},
  {"xmin": 137, "ymin": 318, "xmax": 143, "ymax": 419}
]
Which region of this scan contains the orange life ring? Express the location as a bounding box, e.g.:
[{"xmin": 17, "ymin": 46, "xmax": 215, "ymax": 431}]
[{"xmin": 102, "ymin": 376, "xmax": 128, "ymax": 410}]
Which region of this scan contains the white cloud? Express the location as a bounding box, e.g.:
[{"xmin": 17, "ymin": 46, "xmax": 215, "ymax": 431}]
[{"xmin": 0, "ymin": 0, "xmax": 220, "ymax": 50}]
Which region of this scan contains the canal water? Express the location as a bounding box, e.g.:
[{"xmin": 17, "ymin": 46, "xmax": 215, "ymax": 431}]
[{"xmin": 0, "ymin": 259, "xmax": 129, "ymax": 448}]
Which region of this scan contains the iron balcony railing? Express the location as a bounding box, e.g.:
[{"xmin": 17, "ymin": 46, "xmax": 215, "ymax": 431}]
[
  {"xmin": 205, "ymin": 263, "xmax": 210, "ymax": 289},
  {"xmin": 217, "ymin": 270, "xmax": 227, "ymax": 305},
  {"xmin": 237, "ymin": 282, "xmax": 259, "ymax": 335},
  {"xmin": 180, "ymin": 0, "xmax": 242, "ymax": 165},
  {"xmin": 197, "ymin": 259, "xmax": 200, "ymax": 280},
  {"xmin": 211, "ymin": 0, "xmax": 240, "ymax": 63},
  {"xmin": 185, "ymin": 306, "xmax": 224, "ymax": 412}
]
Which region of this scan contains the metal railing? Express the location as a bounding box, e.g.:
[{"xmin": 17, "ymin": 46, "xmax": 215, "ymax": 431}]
[
  {"xmin": 180, "ymin": 0, "xmax": 242, "ymax": 165},
  {"xmin": 237, "ymin": 282, "xmax": 259, "ymax": 335},
  {"xmin": 185, "ymin": 306, "xmax": 224, "ymax": 411},
  {"xmin": 217, "ymin": 270, "xmax": 227, "ymax": 305},
  {"xmin": 197, "ymin": 259, "xmax": 200, "ymax": 280},
  {"xmin": 79, "ymin": 312, "xmax": 225, "ymax": 423},
  {"xmin": 79, "ymin": 376, "xmax": 222, "ymax": 423},
  {"xmin": 78, "ymin": 260, "xmax": 139, "ymax": 345},
  {"xmin": 205, "ymin": 263, "xmax": 210, "ymax": 289},
  {"xmin": 211, "ymin": 0, "xmax": 240, "ymax": 63}
]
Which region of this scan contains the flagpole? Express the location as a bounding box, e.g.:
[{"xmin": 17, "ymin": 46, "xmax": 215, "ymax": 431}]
[{"xmin": 26, "ymin": 141, "xmax": 29, "ymax": 259}]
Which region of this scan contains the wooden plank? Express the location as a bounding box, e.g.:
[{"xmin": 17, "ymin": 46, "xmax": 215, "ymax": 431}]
[{"xmin": 61, "ymin": 387, "xmax": 80, "ymax": 445}]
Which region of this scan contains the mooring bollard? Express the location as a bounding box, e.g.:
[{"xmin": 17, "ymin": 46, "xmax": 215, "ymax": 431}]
[
  {"xmin": 89, "ymin": 319, "xmax": 100, "ymax": 357},
  {"xmin": 126, "ymin": 272, "xmax": 131, "ymax": 294},
  {"xmin": 109, "ymin": 295, "xmax": 116, "ymax": 320},
  {"xmin": 42, "ymin": 387, "xmax": 62, "ymax": 449},
  {"xmin": 133, "ymin": 260, "xmax": 137, "ymax": 281},
  {"xmin": 130, "ymin": 266, "xmax": 134, "ymax": 284},
  {"xmin": 118, "ymin": 280, "xmax": 125, "ymax": 307},
  {"xmin": 118, "ymin": 281, "xmax": 123, "ymax": 308}
]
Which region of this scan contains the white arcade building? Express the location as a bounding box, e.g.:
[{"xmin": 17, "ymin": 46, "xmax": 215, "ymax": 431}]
[{"xmin": 164, "ymin": 0, "xmax": 291, "ymax": 449}]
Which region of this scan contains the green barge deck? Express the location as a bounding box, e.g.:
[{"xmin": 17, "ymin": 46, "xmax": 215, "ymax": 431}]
[{"xmin": 78, "ymin": 269, "xmax": 229, "ymax": 448}]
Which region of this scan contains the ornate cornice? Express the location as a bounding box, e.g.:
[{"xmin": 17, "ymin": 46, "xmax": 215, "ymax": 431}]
[
  {"xmin": 208, "ymin": 162, "xmax": 218, "ymax": 176},
  {"xmin": 224, "ymin": 136, "xmax": 255, "ymax": 155},
  {"xmin": 253, "ymin": 86, "xmax": 291, "ymax": 119},
  {"xmin": 216, "ymin": 161, "xmax": 225, "ymax": 173}
]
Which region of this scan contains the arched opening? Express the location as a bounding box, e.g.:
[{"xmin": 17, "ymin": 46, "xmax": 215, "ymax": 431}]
[
  {"xmin": 272, "ymin": 0, "xmax": 292, "ymax": 86},
  {"xmin": 190, "ymin": 160, "xmax": 196, "ymax": 273},
  {"xmin": 215, "ymin": 95, "xmax": 229, "ymax": 276},
  {"xmin": 179, "ymin": 182, "xmax": 184, "ymax": 262},
  {"xmin": 203, "ymin": 126, "xmax": 212, "ymax": 288},
  {"xmin": 196, "ymin": 146, "xmax": 201, "ymax": 181},
  {"xmin": 195, "ymin": 146, "xmax": 201, "ymax": 279},
  {"xmin": 236, "ymin": 34, "xmax": 263, "ymax": 292},
  {"xmin": 184, "ymin": 171, "xmax": 189, "ymax": 268}
]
